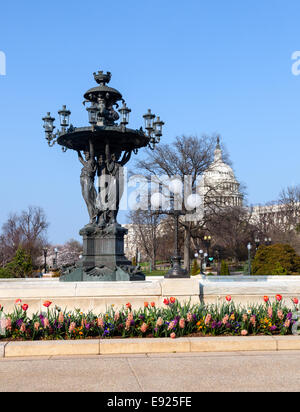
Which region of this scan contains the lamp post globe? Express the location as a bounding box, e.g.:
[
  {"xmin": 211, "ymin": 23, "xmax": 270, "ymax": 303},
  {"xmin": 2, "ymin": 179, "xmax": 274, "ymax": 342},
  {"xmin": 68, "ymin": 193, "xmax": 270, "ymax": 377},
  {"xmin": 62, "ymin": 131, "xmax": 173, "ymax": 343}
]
[
  {"xmin": 186, "ymin": 193, "xmax": 202, "ymax": 210},
  {"xmin": 247, "ymin": 242, "xmax": 252, "ymax": 275},
  {"xmin": 150, "ymin": 192, "xmax": 167, "ymax": 210},
  {"xmin": 169, "ymin": 178, "xmax": 183, "ymax": 195}
]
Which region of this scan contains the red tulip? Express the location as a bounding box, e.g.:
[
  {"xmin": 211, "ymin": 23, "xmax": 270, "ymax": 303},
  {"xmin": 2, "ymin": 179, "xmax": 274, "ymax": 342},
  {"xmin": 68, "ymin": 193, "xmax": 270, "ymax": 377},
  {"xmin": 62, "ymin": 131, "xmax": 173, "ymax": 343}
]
[
  {"xmin": 225, "ymin": 295, "xmax": 232, "ymax": 302},
  {"xmin": 263, "ymin": 296, "xmax": 269, "ymax": 303},
  {"xmin": 126, "ymin": 303, "xmax": 132, "ymax": 309},
  {"xmin": 43, "ymin": 300, "xmax": 52, "ymax": 308},
  {"xmin": 151, "ymin": 302, "xmax": 155, "ymax": 307},
  {"xmin": 15, "ymin": 299, "xmax": 22, "ymax": 305},
  {"xmin": 293, "ymin": 298, "xmax": 299, "ymax": 305},
  {"xmin": 163, "ymin": 298, "xmax": 169, "ymax": 305},
  {"xmin": 22, "ymin": 304, "xmax": 28, "ymax": 311},
  {"xmin": 275, "ymin": 294, "xmax": 282, "ymax": 302},
  {"xmin": 144, "ymin": 302, "xmax": 149, "ymax": 308},
  {"xmin": 170, "ymin": 297, "xmax": 176, "ymax": 304}
]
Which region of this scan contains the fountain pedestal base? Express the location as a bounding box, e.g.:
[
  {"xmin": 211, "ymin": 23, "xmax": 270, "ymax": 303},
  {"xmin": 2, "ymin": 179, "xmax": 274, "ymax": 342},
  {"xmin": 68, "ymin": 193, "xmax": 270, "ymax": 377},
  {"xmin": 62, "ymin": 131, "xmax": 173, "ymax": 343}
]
[{"xmin": 60, "ymin": 223, "xmax": 145, "ymax": 282}]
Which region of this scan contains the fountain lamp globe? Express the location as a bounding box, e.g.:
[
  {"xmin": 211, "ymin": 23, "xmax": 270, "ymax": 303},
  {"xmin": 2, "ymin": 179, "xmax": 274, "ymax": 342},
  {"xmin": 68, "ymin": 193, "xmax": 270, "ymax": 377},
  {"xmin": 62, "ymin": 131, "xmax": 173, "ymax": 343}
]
[
  {"xmin": 169, "ymin": 178, "xmax": 183, "ymax": 195},
  {"xmin": 186, "ymin": 193, "xmax": 202, "ymax": 209},
  {"xmin": 150, "ymin": 192, "xmax": 167, "ymax": 209}
]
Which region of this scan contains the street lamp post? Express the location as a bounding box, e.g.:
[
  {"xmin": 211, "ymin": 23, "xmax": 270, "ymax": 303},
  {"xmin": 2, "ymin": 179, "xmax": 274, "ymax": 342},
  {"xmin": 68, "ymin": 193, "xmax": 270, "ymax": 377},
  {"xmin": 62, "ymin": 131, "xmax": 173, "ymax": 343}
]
[
  {"xmin": 43, "ymin": 248, "xmax": 48, "ymax": 274},
  {"xmin": 198, "ymin": 249, "xmax": 204, "ymax": 274},
  {"xmin": 53, "ymin": 247, "xmax": 58, "ymax": 269},
  {"xmin": 254, "ymin": 237, "xmax": 260, "ymax": 250},
  {"xmin": 247, "ymin": 243, "xmax": 252, "ymax": 276},
  {"xmin": 203, "ymin": 235, "xmax": 211, "ymax": 265},
  {"xmin": 150, "ymin": 190, "xmax": 190, "ymax": 279},
  {"xmin": 165, "ymin": 210, "xmax": 189, "ymax": 278},
  {"xmin": 215, "ymin": 249, "xmax": 220, "ymax": 275}
]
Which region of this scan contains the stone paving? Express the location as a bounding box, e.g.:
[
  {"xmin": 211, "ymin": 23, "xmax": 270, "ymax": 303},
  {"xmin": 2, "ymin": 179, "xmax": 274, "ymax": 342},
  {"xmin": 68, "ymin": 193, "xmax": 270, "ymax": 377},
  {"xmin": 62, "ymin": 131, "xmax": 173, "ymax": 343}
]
[{"xmin": 1, "ymin": 351, "xmax": 300, "ymax": 392}]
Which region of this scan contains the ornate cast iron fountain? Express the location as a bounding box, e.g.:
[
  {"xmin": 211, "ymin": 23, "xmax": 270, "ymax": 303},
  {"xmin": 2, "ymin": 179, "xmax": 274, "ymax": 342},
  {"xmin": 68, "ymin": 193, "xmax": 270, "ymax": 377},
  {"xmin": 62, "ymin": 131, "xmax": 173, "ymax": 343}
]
[{"xmin": 42, "ymin": 70, "xmax": 164, "ymax": 281}]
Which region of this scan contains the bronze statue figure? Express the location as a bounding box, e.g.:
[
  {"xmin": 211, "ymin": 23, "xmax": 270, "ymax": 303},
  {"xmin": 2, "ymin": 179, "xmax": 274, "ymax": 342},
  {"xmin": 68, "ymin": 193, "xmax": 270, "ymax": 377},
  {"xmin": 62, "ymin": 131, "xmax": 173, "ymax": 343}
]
[{"xmin": 77, "ymin": 140, "xmax": 97, "ymax": 224}]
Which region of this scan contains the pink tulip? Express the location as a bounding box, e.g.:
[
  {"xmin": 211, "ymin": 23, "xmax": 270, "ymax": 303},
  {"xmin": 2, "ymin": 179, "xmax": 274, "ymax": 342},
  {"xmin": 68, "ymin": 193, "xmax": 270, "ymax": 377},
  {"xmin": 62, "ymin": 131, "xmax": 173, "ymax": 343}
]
[
  {"xmin": 140, "ymin": 323, "xmax": 148, "ymax": 333},
  {"xmin": 267, "ymin": 307, "xmax": 273, "ymax": 318},
  {"xmin": 187, "ymin": 313, "xmax": 193, "ymax": 322},
  {"xmin": 5, "ymin": 318, "xmax": 12, "ymax": 331},
  {"xmin": 222, "ymin": 314, "xmax": 229, "ymax": 325},
  {"xmin": 179, "ymin": 318, "xmax": 185, "ymax": 329},
  {"xmin": 125, "ymin": 319, "xmax": 131, "ymax": 331},
  {"xmin": 277, "ymin": 310, "xmax": 284, "ymax": 320},
  {"xmin": 97, "ymin": 317, "xmax": 104, "ymax": 328},
  {"xmin": 205, "ymin": 314, "xmax": 212, "ymax": 326}
]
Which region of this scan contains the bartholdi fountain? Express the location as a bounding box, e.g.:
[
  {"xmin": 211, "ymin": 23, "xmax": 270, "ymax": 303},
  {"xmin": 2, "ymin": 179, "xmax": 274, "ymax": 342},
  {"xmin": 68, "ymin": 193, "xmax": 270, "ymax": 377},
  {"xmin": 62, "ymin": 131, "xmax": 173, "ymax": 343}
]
[{"xmin": 42, "ymin": 70, "xmax": 164, "ymax": 282}]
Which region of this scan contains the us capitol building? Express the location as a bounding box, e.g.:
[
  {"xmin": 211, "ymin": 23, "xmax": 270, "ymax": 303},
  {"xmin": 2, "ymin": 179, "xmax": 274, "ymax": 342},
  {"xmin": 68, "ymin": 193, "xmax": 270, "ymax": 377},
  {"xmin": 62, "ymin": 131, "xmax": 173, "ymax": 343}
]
[{"xmin": 198, "ymin": 137, "xmax": 243, "ymax": 209}]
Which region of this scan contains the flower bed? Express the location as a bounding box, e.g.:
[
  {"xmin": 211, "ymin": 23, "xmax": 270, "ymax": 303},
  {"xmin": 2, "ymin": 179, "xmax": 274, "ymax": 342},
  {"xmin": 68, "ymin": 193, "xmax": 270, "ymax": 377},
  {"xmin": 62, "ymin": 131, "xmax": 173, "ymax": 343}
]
[{"xmin": 0, "ymin": 295, "xmax": 298, "ymax": 341}]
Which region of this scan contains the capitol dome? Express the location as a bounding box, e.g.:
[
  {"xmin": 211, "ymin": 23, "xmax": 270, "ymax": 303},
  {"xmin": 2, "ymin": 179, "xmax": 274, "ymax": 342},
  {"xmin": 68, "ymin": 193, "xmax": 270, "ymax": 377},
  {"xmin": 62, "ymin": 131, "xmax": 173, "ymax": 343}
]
[{"xmin": 199, "ymin": 138, "xmax": 243, "ymax": 207}]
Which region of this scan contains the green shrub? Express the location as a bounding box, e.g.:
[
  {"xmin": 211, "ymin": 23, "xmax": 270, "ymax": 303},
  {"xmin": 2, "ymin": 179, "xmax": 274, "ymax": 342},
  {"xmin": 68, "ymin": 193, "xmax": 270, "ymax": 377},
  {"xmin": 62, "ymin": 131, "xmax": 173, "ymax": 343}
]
[
  {"xmin": 252, "ymin": 244, "xmax": 300, "ymax": 276},
  {"xmin": 4, "ymin": 247, "xmax": 33, "ymax": 278},
  {"xmin": 0, "ymin": 268, "xmax": 14, "ymax": 278},
  {"xmin": 220, "ymin": 260, "xmax": 230, "ymax": 275},
  {"xmin": 190, "ymin": 259, "xmax": 200, "ymax": 276}
]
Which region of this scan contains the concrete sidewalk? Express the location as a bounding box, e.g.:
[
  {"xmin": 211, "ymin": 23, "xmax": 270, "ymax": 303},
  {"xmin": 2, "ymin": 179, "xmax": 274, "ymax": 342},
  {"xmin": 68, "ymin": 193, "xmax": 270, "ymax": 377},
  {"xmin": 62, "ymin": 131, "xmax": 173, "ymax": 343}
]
[{"xmin": 1, "ymin": 351, "xmax": 300, "ymax": 392}]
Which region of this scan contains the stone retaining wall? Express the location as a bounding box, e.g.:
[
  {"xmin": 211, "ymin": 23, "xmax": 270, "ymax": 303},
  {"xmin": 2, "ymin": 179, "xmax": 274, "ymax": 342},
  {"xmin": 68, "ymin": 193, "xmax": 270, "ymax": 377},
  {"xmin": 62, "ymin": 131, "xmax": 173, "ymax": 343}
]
[{"xmin": 0, "ymin": 276, "xmax": 299, "ymax": 315}]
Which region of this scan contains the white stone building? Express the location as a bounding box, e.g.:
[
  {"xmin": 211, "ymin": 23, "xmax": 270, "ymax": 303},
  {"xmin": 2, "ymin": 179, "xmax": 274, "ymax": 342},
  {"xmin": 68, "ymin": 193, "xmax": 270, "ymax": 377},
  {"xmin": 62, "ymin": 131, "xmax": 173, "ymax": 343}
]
[{"xmin": 198, "ymin": 138, "xmax": 243, "ymax": 208}]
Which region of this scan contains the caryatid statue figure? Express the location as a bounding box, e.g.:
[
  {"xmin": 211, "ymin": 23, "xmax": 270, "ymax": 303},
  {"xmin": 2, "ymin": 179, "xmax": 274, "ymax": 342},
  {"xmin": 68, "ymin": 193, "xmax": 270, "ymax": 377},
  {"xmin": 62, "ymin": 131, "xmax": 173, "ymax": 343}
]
[{"xmin": 77, "ymin": 139, "xmax": 97, "ymax": 224}]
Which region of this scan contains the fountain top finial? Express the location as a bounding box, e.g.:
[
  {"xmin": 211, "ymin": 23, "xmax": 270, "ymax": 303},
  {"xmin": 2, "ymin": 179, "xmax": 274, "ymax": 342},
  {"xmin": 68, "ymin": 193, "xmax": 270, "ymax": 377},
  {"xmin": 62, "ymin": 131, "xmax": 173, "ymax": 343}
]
[{"xmin": 93, "ymin": 70, "xmax": 112, "ymax": 86}]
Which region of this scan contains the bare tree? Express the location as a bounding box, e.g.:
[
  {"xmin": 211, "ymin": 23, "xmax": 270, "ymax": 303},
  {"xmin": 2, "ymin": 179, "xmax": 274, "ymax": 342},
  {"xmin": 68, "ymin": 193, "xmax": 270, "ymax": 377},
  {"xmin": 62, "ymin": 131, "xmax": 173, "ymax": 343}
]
[
  {"xmin": 0, "ymin": 206, "xmax": 49, "ymax": 267},
  {"xmin": 253, "ymin": 185, "xmax": 300, "ymax": 253},
  {"xmin": 128, "ymin": 209, "xmax": 166, "ymax": 269},
  {"xmin": 206, "ymin": 206, "xmax": 256, "ymax": 261}
]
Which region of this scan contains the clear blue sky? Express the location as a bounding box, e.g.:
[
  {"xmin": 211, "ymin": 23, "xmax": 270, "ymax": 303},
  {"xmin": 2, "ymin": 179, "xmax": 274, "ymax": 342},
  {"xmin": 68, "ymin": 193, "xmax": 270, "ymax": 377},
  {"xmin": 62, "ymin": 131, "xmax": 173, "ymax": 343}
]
[{"xmin": 0, "ymin": 0, "xmax": 300, "ymax": 244}]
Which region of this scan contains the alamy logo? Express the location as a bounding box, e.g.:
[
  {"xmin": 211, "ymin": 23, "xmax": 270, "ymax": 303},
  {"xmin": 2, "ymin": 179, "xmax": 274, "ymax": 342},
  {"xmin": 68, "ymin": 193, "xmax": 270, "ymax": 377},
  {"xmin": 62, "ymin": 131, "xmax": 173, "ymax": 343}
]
[
  {"xmin": 0, "ymin": 311, "xmax": 5, "ymax": 337},
  {"xmin": 0, "ymin": 51, "xmax": 6, "ymax": 76},
  {"xmin": 291, "ymin": 51, "xmax": 300, "ymax": 76},
  {"xmin": 292, "ymin": 311, "xmax": 300, "ymax": 335}
]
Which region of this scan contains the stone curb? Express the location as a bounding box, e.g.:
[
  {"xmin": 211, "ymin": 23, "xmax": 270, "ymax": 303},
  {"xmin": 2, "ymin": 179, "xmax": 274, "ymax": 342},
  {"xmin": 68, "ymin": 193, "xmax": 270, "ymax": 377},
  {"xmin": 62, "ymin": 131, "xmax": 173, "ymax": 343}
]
[{"xmin": 1, "ymin": 336, "xmax": 300, "ymax": 358}]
